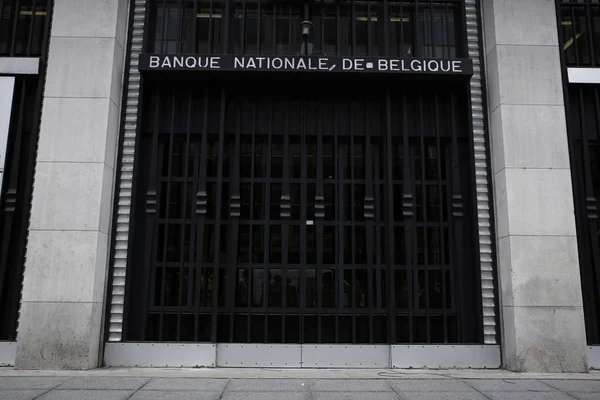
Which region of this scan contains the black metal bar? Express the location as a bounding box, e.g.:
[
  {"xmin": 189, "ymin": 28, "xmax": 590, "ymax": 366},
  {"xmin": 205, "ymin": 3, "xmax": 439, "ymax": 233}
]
[
  {"xmin": 257, "ymin": 0, "xmax": 262, "ymax": 53},
  {"xmin": 158, "ymin": 89, "xmax": 177, "ymax": 341},
  {"xmin": 449, "ymin": 93, "xmax": 465, "ymax": 341},
  {"xmin": 192, "ymin": 0, "xmax": 198, "ymax": 52},
  {"xmin": 228, "ymin": 98, "xmax": 242, "ymax": 342},
  {"xmin": 193, "ymin": 89, "xmax": 209, "ymax": 342},
  {"xmin": 208, "ymin": 0, "xmax": 214, "ymax": 53},
  {"xmin": 210, "ymin": 89, "xmax": 227, "ymax": 343},
  {"xmin": 316, "ymin": 99, "xmax": 325, "ymax": 343},
  {"xmin": 160, "ymin": 0, "xmax": 168, "ymax": 53},
  {"xmin": 9, "ymin": 0, "xmax": 21, "ymax": 55},
  {"xmin": 364, "ymin": 98, "xmax": 375, "ymax": 343},
  {"xmin": 26, "ymin": 0, "xmax": 37, "ymax": 56},
  {"xmin": 434, "ymin": 92, "xmax": 448, "ymax": 343},
  {"xmin": 401, "ymin": 92, "xmax": 415, "ymax": 343},
  {"xmin": 175, "ymin": 88, "xmax": 193, "ymax": 341},
  {"xmin": 281, "ymin": 99, "xmax": 290, "ymax": 343},
  {"xmin": 382, "ymin": 0, "xmax": 390, "ymax": 57},
  {"xmin": 384, "ymin": 89, "xmax": 396, "ymax": 344}
]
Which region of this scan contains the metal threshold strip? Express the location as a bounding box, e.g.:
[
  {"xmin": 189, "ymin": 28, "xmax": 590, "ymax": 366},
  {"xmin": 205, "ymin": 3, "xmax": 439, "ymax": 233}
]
[{"xmin": 104, "ymin": 343, "xmax": 501, "ymax": 369}]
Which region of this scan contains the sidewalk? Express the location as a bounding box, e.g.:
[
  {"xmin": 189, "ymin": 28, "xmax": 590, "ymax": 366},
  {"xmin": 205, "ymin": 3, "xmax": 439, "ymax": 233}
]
[{"xmin": 1, "ymin": 368, "xmax": 600, "ymax": 399}]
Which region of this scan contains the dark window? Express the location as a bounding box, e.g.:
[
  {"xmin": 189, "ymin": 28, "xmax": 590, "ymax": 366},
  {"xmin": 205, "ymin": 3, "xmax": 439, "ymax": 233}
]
[
  {"xmin": 0, "ymin": 0, "xmax": 52, "ymax": 57},
  {"xmin": 147, "ymin": 0, "xmax": 464, "ymax": 57}
]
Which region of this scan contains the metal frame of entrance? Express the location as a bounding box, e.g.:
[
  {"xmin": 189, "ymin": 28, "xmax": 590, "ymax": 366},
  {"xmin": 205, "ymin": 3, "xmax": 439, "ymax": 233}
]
[{"xmin": 105, "ymin": 0, "xmax": 498, "ymax": 367}]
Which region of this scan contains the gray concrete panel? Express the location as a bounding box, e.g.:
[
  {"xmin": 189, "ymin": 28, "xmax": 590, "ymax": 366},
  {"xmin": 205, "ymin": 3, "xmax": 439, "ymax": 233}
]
[
  {"xmin": 0, "ymin": 391, "xmax": 46, "ymax": 400},
  {"xmin": 226, "ymin": 379, "xmax": 309, "ymax": 392},
  {"xmin": 222, "ymin": 394, "xmax": 310, "ymax": 400},
  {"xmin": 396, "ymin": 393, "xmax": 487, "ymax": 400},
  {"xmin": 388, "ymin": 381, "xmax": 475, "ymax": 392},
  {"xmin": 309, "ymin": 380, "xmax": 392, "ymax": 392},
  {"xmin": 466, "ymin": 380, "xmax": 557, "ymax": 392},
  {"xmin": 142, "ymin": 378, "xmax": 228, "ymax": 391},
  {"xmin": 38, "ymin": 391, "xmax": 134, "ymax": 400},
  {"xmin": 55, "ymin": 377, "xmax": 149, "ymax": 390},
  {"xmin": 312, "ymin": 394, "xmax": 400, "ymax": 400},
  {"xmin": 130, "ymin": 392, "xmax": 223, "ymax": 400}
]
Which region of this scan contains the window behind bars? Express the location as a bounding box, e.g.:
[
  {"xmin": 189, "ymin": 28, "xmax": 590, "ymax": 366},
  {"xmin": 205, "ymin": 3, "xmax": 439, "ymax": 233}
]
[{"xmin": 148, "ymin": 0, "xmax": 463, "ymax": 58}]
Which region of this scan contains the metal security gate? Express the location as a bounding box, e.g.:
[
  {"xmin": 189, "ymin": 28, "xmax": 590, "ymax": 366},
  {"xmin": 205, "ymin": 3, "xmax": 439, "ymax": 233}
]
[
  {"xmin": 105, "ymin": 0, "xmax": 501, "ymax": 367},
  {"xmin": 123, "ymin": 77, "xmax": 480, "ymax": 346}
]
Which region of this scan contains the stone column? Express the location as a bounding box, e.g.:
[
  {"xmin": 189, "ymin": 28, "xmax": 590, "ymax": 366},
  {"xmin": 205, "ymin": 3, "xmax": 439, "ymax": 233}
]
[
  {"xmin": 483, "ymin": 0, "xmax": 588, "ymax": 372},
  {"xmin": 15, "ymin": 0, "xmax": 128, "ymax": 369}
]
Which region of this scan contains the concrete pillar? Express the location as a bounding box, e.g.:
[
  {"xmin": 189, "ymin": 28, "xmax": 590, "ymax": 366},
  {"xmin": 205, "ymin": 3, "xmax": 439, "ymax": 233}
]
[
  {"xmin": 15, "ymin": 0, "xmax": 128, "ymax": 369},
  {"xmin": 483, "ymin": 0, "xmax": 588, "ymax": 372}
]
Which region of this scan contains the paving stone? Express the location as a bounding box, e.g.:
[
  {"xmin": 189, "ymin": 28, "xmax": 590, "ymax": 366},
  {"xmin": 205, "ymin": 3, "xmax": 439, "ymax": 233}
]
[
  {"xmin": 310, "ymin": 380, "xmax": 393, "ymax": 392},
  {"xmin": 38, "ymin": 390, "xmax": 134, "ymax": 400},
  {"xmin": 397, "ymin": 393, "xmax": 488, "ymax": 400},
  {"xmin": 389, "ymin": 380, "xmax": 474, "ymax": 392},
  {"xmin": 227, "ymin": 379, "xmax": 309, "ymax": 391},
  {"xmin": 0, "ymin": 377, "xmax": 65, "ymax": 390},
  {"xmin": 222, "ymin": 393, "xmax": 311, "ymax": 400},
  {"xmin": 129, "ymin": 391, "xmax": 223, "ymax": 400},
  {"xmin": 569, "ymin": 393, "xmax": 600, "ymax": 400},
  {"xmin": 466, "ymin": 379, "xmax": 557, "ymax": 392},
  {"xmin": 484, "ymin": 392, "xmax": 573, "ymax": 400},
  {"xmin": 143, "ymin": 378, "xmax": 229, "ymax": 391},
  {"xmin": 541, "ymin": 380, "xmax": 600, "ymax": 393},
  {"xmin": 0, "ymin": 390, "xmax": 46, "ymax": 400},
  {"xmin": 312, "ymin": 393, "xmax": 400, "ymax": 400},
  {"xmin": 56, "ymin": 377, "xmax": 149, "ymax": 390}
]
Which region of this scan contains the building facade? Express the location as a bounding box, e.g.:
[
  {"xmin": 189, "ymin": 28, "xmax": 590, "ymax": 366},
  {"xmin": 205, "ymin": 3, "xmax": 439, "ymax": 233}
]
[{"xmin": 0, "ymin": 0, "xmax": 594, "ymax": 371}]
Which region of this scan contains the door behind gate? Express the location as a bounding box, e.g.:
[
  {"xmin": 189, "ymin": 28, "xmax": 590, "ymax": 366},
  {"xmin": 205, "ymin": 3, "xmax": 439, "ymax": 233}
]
[{"xmin": 124, "ymin": 78, "xmax": 480, "ymax": 354}]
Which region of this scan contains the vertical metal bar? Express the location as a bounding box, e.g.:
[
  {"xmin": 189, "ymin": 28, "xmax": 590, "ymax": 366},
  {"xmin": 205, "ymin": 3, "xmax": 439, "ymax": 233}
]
[
  {"xmin": 316, "ymin": 100, "xmax": 325, "ymax": 344},
  {"xmin": 263, "ymin": 100, "xmax": 273, "ymax": 342},
  {"xmin": 228, "ymin": 99, "xmax": 242, "ymax": 342},
  {"xmin": 26, "ymin": 0, "xmax": 37, "ymax": 56},
  {"xmin": 223, "ymin": 0, "xmax": 231, "ymax": 53},
  {"xmin": 418, "ymin": 93, "xmax": 431, "ymax": 343},
  {"xmin": 586, "ymin": 4, "xmax": 596, "ymax": 66},
  {"xmin": 399, "ymin": 1, "xmax": 404, "ymax": 56},
  {"xmin": 444, "ymin": 2, "xmax": 450, "ymax": 58},
  {"xmin": 177, "ymin": 0, "xmax": 184, "ymax": 52},
  {"xmin": 257, "ymin": 0, "xmax": 262, "ymax": 53},
  {"xmin": 384, "ymin": 89, "xmax": 396, "ymax": 344},
  {"xmin": 272, "ymin": 1, "xmax": 276, "ymax": 54},
  {"xmin": 319, "ymin": 0, "xmax": 324, "ymax": 54},
  {"xmin": 208, "ymin": 0, "xmax": 214, "ymax": 53},
  {"xmin": 139, "ymin": 88, "xmax": 162, "ymax": 341},
  {"xmin": 351, "ymin": 0, "xmax": 356, "ymax": 56},
  {"xmin": 334, "ymin": 101, "xmax": 340, "ymax": 343},
  {"xmin": 176, "ymin": 88, "xmax": 194, "ymax": 341},
  {"xmin": 336, "ymin": 1, "xmax": 341, "ymax": 55},
  {"xmin": 434, "ymin": 92, "xmax": 448, "ymax": 343},
  {"xmin": 160, "ymin": 0, "xmax": 168, "ymax": 53},
  {"xmin": 158, "ymin": 89, "xmax": 177, "ymax": 341},
  {"xmin": 210, "ymin": 89, "xmax": 227, "ymax": 343},
  {"xmin": 570, "ymin": 5, "xmax": 580, "ymax": 66},
  {"xmin": 366, "ymin": 0, "xmax": 371, "ymax": 55},
  {"xmin": 413, "ymin": 0, "xmax": 420, "ymax": 57},
  {"xmin": 193, "ymin": 89, "xmax": 209, "ymax": 342},
  {"xmin": 449, "ymin": 93, "xmax": 465, "ymax": 341},
  {"xmin": 299, "ymin": 95, "xmax": 307, "ymax": 343},
  {"xmin": 350, "ymin": 99, "xmax": 356, "ymax": 344},
  {"xmin": 247, "ymin": 100, "xmax": 257, "ymax": 342},
  {"xmin": 192, "ymin": 0, "xmax": 198, "ymax": 52},
  {"xmin": 382, "ymin": 0, "xmax": 390, "ymax": 56},
  {"xmin": 401, "ymin": 92, "xmax": 414, "ymax": 343},
  {"xmin": 9, "ymin": 0, "xmax": 21, "ymax": 55},
  {"xmin": 364, "ymin": 98, "xmax": 375, "ymax": 343},
  {"xmin": 281, "ymin": 100, "xmax": 290, "ymax": 343},
  {"xmin": 242, "ymin": 0, "xmax": 247, "ymax": 54}
]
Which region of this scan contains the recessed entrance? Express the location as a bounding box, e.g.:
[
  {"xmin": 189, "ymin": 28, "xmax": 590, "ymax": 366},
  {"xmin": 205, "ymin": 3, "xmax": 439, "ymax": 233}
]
[{"xmin": 124, "ymin": 78, "xmax": 480, "ymax": 352}]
